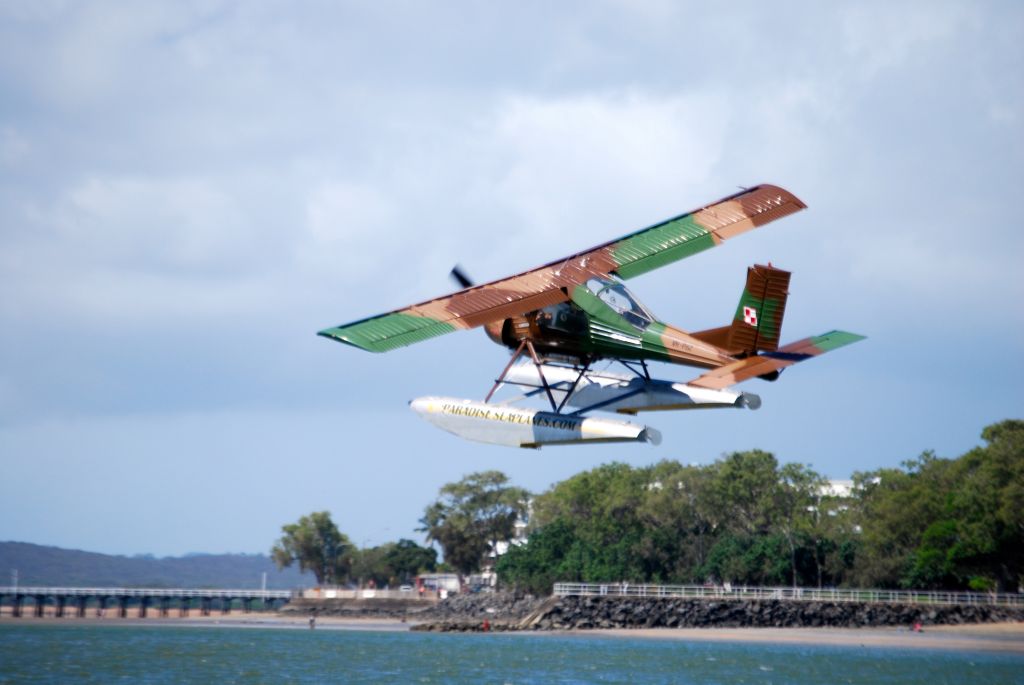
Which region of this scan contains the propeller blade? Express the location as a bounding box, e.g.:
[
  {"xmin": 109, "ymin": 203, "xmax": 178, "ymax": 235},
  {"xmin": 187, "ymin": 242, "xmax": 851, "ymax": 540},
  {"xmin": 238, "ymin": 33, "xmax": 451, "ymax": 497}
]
[{"xmin": 450, "ymin": 264, "xmax": 474, "ymax": 289}]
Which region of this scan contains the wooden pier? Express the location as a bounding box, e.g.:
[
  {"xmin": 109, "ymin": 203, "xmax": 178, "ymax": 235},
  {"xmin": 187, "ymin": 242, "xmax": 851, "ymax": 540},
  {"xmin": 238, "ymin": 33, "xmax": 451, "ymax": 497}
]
[{"xmin": 0, "ymin": 586, "xmax": 293, "ymax": 618}]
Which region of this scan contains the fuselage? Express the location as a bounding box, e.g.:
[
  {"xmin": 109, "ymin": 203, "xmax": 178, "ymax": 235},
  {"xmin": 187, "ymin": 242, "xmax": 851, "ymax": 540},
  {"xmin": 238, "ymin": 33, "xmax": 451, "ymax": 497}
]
[{"xmin": 485, "ymin": 277, "xmax": 736, "ymax": 369}]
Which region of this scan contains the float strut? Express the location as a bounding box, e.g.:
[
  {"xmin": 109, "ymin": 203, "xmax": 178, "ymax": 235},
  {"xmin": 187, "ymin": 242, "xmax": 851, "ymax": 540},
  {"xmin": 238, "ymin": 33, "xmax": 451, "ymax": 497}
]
[
  {"xmin": 524, "ymin": 341, "xmax": 559, "ymax": 412},
  {"xmin": 485, "ymin": 340, "xmax": 528, "ymax": 403}
]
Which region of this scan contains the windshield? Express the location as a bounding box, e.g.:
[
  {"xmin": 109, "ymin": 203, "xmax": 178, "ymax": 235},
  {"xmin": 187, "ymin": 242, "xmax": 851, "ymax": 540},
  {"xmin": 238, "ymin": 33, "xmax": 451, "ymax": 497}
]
[{"xmin": 585, "ymin": 277, "xmax": 655, "ymax": 330}]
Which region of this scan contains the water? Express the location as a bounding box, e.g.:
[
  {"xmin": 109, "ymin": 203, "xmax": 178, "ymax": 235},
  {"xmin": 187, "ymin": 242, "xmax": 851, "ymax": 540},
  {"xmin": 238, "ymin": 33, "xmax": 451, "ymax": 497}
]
[{"xmin": 0, "ymin": 624, "xmax": 1021, "ymax": 684}]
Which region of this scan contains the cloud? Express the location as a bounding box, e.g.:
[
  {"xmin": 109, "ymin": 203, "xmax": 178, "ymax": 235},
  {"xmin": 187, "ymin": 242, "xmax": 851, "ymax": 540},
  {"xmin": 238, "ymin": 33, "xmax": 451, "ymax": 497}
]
[
  {"xmin": 839, "ymin": 3, "xmax": 972, "ymax": 79},
  {"xmin": 0, "ymin": 173, "xmax": 287, "ymax": 325},
  {"xmin": 0, "ymin": 0, "xmax": 1021, "ymax": 561},
  {"xmin": 300, "ymin": 180, "xmax": 397, "ymax": 279},
  {"xmin": 0, "ymin": 4, "xmax": 1017, "ymax": 371},
  {"xmin": 0, "ymin": 126, "xmax": 30, "ymax": 166},
  {"xmin": 490, "ymin": 90, "xmax": 730, "ymax": 239},
  {"xmin": 61, "ymin": 176, "xmax": 249, "ymax": 270}
]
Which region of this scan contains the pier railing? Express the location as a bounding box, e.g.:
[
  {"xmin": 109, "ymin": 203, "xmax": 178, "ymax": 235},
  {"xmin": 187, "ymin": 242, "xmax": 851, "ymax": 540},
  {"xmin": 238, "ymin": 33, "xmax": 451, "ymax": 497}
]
[
  {"xmin": 0, "ymin": 586, "xmax": 294, "ymax": 619},
  {"xmin": 552, "ymin": 583, "xmax": 1024, "ymax": 607},
  {"xmin": 299, "ymin": 588, "xmax": 431, "ymax": 600}
]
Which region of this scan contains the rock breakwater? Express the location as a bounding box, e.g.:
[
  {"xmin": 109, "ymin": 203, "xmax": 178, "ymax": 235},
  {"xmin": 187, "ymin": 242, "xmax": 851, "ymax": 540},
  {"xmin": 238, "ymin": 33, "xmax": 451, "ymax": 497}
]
[
  {"xmin": 412, "ymin": 595, "xmax": 1024, "ymax": 632},
  {"xmin": 283, "ymin": 591, "xmax": 547, "ymax": 622},
  {"xmin": 281, "ymin": 597, "xmax": 436, "ymax": 618},
  {"xmin": 416, "ymin": 591, "xmax": 547, "ymax": 622}
]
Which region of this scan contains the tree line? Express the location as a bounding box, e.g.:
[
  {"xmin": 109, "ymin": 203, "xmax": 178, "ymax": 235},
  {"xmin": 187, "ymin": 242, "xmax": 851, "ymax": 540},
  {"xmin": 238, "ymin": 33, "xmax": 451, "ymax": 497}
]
[
  {"xmin": 499, "ymin": 419, "xmax": 1022, "ymax": 594},
  {"xmin": 271, "ymin": 472, "xmax": 527, "ymax": 587},
  {"xmin": 270, "ymin": 512, "xmax": 437, "ymax": 587},
  {"xmin": 273, "ymin": 419, "xmax": 1022, "ymax": 595}
]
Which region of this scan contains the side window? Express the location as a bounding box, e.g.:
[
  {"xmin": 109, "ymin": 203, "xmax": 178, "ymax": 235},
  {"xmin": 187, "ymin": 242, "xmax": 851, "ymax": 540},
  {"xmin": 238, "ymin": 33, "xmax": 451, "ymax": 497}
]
[
  {"xmin": 585, "ymin": 278, "xmax": 606, "ymax": 297},
  {"xmin": 537, "ymin": 302, "xmax": 588, "ymax": 335},
  {"xmin": 598, "ymin": 286, "xmax": 634, "ymax": 314}
]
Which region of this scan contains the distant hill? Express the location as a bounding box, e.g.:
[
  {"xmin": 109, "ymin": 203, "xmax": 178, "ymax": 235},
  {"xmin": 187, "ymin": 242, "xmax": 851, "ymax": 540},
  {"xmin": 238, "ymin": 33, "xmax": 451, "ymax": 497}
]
[{"xmin": 0, "ymin": 542, "xmax": 315, "ymax": 589}]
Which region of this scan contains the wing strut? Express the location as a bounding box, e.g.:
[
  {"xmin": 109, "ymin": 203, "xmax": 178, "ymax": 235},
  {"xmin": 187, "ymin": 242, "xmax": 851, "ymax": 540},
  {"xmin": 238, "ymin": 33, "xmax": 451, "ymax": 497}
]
[
  {"xmin": 485, "ymin": 340, "xmax": 559, "ymax": 411},
  {"xmin": 485, "ymin": 339, "xmax": 582, "ymax": 413},
  {"xmin": 618, "ymin": 359, "xmax": 651, "ymax": 380},
  {"xmin": 485, "ymin": 340, "xmax": 529, "ymax": 403}
]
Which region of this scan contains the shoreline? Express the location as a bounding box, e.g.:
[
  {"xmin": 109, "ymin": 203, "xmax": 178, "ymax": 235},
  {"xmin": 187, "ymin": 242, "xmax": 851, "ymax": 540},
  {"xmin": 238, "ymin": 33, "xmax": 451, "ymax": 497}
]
[
  {"xmin": 589, "ymin": 623, "xmax": 1024, "ymax": 654},
  {"xmin": 2, "ymin": 613, "xmax": 1022, "ymax": 653},
  {"xmin": 0, "ymin": 613, "xmax": 413, "ymax": 631}
]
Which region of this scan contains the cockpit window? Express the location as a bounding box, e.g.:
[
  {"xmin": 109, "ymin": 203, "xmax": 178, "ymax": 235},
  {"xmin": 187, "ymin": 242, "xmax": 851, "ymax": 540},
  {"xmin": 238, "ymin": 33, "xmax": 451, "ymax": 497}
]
[{"xmin": 585, "ymin": 277, "xmax": 655, "ymax": 330}]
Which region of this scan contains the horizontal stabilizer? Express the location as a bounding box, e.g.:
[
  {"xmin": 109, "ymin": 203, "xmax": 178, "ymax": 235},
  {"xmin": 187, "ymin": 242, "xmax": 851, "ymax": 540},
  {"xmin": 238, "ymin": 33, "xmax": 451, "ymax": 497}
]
[{"xmin": 688, "ymin": 330, "xmax": 865, "ymax": 390}]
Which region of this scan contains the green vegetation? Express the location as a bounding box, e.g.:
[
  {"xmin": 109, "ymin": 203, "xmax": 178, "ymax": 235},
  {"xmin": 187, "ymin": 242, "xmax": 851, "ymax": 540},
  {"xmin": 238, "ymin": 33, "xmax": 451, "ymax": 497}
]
[
  {"xmin": 419, "ymin": 471, "xmax": 529, "ymax": 576},
  {"xmin": 270, "ymin": 512, "xmax": 437, "ymax": 587},
  {"xmin": 497, "ymin": 420, "xmax": 1023, "ymax": 595},
  {"xmin": 271, "ymin": 511, "xmax": 356, "ymax": 585},
  {"xmin": 852, "ymin": 420, "xmax": 1024, "ymax": 592},
  {"xmin": 28, "ymin": 421, "xmax": 1015, "ymax": 595},
  {"xmin": 351, "ymin": 539, "xmax": 437, "ymax": 588}
]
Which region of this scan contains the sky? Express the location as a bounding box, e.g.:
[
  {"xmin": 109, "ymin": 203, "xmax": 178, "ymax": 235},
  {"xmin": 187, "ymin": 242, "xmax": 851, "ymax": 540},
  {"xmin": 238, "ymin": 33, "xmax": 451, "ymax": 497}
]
[{"xmin": 1, "ymin": 1, "xmax": 1021, "ymax": 558}]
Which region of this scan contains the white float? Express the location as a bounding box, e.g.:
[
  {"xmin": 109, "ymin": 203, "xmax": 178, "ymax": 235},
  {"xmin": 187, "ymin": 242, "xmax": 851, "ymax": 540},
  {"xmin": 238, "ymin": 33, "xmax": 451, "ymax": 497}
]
[{"xmin": 409, "ymin": 397, "xmax": 660, "ymax": 448}]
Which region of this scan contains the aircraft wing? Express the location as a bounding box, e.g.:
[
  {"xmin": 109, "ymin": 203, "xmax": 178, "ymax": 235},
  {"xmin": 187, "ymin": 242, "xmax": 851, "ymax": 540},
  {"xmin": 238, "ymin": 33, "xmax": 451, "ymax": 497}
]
[
  {"xmin": 686, "ymin": 330, "xmax": 865, "ymax": 389},
  {"xmin": 319, "ymin": 184, "xmax": 806, "ymax": 352}
]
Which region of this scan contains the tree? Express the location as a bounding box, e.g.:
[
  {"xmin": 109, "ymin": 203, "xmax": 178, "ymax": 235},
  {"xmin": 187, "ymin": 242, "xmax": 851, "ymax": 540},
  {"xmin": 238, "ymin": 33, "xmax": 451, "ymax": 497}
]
[
  {"xmin": 807, "ymin": 490, "xmax": 859, "ymax": 589},
  {"xmin": 502, "ymin": 419, "xmax": 1024, "ymax": 593},
  {"xmin": 350, "ymin": 544, "xmax": 390, "ymax": 588},
  {"xmin": 496, "ymin": 519, "xmax": 582, "ymax": 594},
  {"xmin": 346, "ymin": 539, "xmax": 437, "ymax": 589},
  {"xmin": 705, "ymin": 450, "xmax": 782, "ymax": 537},
  {"xmin": 849, "ymin": 454, "xmax": 953, "ymax": 588},
  {"xmin": 903, "ymin": 420, "xmax": 1024, "ymax": 590},
  {"xmin": 635, "ymin": 460, "xmax": 716, "ymax": 581},
  {"xmin": 964, "ymin": 420, "xmax": 1024, "ymax": 590},
  {"xmin": 775, "ymin": 462, "xmax": 824, "ymax": 587},
  {"xmin": 419, "ymin": 471, "xmax": 529, "ymax": 576},
  {"xmin": 848, "ymin": 422, "xmax": 1024, "ymax": 591},
  {"xmin": 384, "ymin": 539, "xmax": 437, "ymax": 583},
  {"xmin": 271, "ymin": 511, "xmax": 354, "ymax": 586},
  {"xmin": 531, "ymin": 462, "xmax": 648, "ymax": 582}
]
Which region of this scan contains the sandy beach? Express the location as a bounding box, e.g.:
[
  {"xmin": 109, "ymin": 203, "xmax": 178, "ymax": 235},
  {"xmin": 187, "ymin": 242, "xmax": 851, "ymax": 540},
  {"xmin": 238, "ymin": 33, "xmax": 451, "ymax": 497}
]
[
  {"xmin": 3, "ymin": 610, "xmax": 1022, "ymax": 653},
  {"xmin": 593, "ymin": 622, "xmax": 1024, "ymax": 653},
  {"xmin": 0, "ymin": 610, "xmax": 411, "ymax": 631}
]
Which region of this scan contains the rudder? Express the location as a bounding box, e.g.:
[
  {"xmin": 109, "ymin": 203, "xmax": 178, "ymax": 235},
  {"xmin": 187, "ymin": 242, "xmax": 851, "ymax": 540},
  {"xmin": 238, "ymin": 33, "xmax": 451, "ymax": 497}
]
[{"xmin": 693, "ymin": 264, "xmax": 791, "ymax": 355}]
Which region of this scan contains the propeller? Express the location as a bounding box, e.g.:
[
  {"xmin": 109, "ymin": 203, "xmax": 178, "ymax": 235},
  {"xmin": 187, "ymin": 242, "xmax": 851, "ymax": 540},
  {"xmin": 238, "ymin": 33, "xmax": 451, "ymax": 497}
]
[{"xmin": 450, "ymin": 264, "xmax": 475, "ymax": 289}]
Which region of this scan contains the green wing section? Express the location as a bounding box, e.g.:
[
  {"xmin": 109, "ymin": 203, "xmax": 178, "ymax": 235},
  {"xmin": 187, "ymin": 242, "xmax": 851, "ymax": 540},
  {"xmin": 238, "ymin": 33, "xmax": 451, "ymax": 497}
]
[
  {"xmin": 318, "ymin": 313, "xmax": 457, "ymax": 353},
  {"xmin": 798, "ymin": 330, "xmax": 866, "ymax": 353},
  {"xmin": 612, "ymin": 215, "xmax": 718, "ymax": 279},
  {"xmin": 608, "ymin": 185, "xmax": 806, "ymax": 280}
]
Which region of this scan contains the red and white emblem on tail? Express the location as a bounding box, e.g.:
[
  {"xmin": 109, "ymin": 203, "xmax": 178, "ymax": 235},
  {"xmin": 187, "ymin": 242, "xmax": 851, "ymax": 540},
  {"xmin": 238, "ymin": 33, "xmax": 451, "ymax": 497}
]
[{"xmin": 743, "ymin": 306, "xmax": 758, "ymax": 326}]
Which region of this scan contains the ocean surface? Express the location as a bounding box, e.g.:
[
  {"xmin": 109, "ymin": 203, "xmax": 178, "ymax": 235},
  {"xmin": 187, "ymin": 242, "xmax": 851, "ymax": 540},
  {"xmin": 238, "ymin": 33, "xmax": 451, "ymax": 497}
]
[{"xmin": 1, "ymin": 624, "xmax": 1022, "ymax": 684}]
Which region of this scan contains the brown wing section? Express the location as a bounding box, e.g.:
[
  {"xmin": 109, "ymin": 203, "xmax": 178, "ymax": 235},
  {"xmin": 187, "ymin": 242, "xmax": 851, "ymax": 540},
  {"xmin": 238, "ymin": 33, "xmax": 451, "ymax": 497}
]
[
  {"xmin": 687, "ymin": 355, "xmax": 787, "ymax": 390},
  {"xmin": 320, "ymin": 184, "xmax": 806, "ymax": 352}
]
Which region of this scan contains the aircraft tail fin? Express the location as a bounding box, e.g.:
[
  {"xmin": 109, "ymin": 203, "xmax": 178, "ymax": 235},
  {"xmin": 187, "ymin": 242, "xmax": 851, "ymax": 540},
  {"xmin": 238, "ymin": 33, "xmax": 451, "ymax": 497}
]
[{"xmin": 692, "ymin": 263, "xmax": 791, "ymax": 355}]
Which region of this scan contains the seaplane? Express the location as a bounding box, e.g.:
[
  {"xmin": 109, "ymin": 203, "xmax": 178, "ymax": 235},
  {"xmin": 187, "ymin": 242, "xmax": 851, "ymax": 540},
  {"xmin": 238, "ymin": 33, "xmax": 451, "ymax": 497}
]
[{"xmin": 319, "ymin": 184, "xmax": 863, "ymax": 448}]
